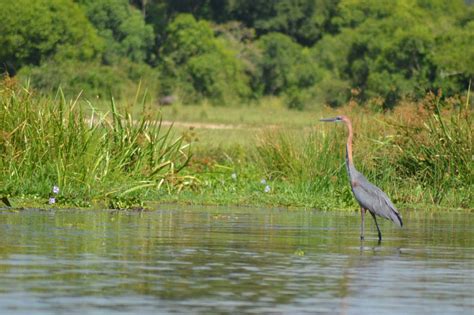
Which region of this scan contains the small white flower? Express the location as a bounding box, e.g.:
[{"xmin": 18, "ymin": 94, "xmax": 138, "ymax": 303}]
[
  {"xmin": 52, "ymin": 186, "xmax": 60, "ymax": 194},
  {"xmin": 264, "ymin": 185, "xmax": 271, "ymax": 193},
  {"xmin": 231, "ymin": 173, "xmax": 237, "ymax": 180},
  {"xmin": 260, "ymin": 179, "xmax": 267, "ymax": 185},
  {"xmin": 49, "ymin": 197, "xmax": 56, "ymax": 204}
]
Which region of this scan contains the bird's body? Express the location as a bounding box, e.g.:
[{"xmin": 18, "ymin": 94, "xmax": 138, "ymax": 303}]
[
  {"xmin": 347, "ymin": 163, "xmax": 403, "ymax": 227},
  {"xmin": 321, "ymin": 115, "xmax": 402, "ymax": 241}
]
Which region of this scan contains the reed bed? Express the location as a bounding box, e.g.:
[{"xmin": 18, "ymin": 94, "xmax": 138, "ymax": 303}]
[
  {"xmin": 1, "ymin": 79, "xmax": 472, "ymax": 210},
  {"xmin": 251, "ymin": 93, "xmax": 473, "ymax": 209},
  {"xmin": 0, "ymin": 80, "xmax": 192, "ymax": 208}
]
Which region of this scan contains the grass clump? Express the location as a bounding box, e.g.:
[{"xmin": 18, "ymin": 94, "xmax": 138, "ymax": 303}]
[
  {"xmin": 391, "ymin": 92, "xmax": 473, "ymax": 207},
  {"xmin": 254, "ymin": 127, "xmax": 354, "ymax": 209},
  {"xmin": 0, "ymin": 79, "xmax": 193, "ymax": 208},
  {"xmin": 242, "ymin": 94, "xmax": 473, "ymax": 210}
]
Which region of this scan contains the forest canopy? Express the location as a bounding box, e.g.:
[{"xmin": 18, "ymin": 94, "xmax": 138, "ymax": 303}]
[{"xmin": 0, "ymin": 0, "xmax": 472, "ymax": 108}]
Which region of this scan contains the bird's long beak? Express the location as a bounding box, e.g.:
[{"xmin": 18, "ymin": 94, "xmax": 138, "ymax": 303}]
[{"xmin": 319, "ymin": 117, "xmax": 338, "ymax": 122}]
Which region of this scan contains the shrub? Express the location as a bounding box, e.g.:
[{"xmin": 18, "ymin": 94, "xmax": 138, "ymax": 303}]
[
  {"xmin": 0, "ymin": 0, "xmax": 102, "ymax": 74},
  {"xmin": 391, "ymin": 93, "xmax": 473, "ymax": 206},
  {"xmin": 256, "ymin": 33, "xmax": 320, "ymax": 96},
  {"xmin": 313, "ymin": 76, "xmax": 351, "ymax": 107},
  {"xmin": 79, "ymin": 0, "xmax": 155, "ymax": 64},
  {"xmin": 159, "ymin": 14, "xmax": 251, "ymax": 104},
  {"xmin": 18, "ymin": 59, "xmax": 158, "ymax": 100}
]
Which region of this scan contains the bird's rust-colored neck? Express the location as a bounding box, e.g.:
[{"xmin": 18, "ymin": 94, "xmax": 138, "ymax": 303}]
[{"xmin": 342, "ymin": 117, "xmax": 354, "ymax": 166}]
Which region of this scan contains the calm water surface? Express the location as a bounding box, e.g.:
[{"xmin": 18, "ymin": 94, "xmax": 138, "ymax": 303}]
[{"xmin": 0, "ymin": 206, "xmax": 473, "ymax": 314}]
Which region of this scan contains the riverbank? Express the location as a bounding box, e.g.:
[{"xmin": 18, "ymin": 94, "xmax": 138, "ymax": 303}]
[{"xmin": 1, "ymin": 82, "xmax": 472, "ymax": 211}]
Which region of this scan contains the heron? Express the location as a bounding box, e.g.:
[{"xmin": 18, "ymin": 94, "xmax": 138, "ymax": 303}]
[{"xmin": 320, "ymin": 115, "xmax": 402, "ymax": 242}]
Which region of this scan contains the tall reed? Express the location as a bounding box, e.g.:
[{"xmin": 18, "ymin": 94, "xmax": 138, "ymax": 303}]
[
  {"xmin": 391, "ymin": 92, "xmax": 473, "ymax": 206},
  {"xmin": 0, "ymin": 80, "xmax": 192, "ymax": 207},
  {"xmin": 255, "ymin": 126, "xmax": 355, "ymax": 209},
  {"xmin": 254, "ymin": 95, "xmax": 473, "ymax": 209}
]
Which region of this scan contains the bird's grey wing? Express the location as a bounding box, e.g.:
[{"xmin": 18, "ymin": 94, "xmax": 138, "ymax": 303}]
[{"xmin": 352, "ymin": 178, "xmax": 403, "ymax": 227}]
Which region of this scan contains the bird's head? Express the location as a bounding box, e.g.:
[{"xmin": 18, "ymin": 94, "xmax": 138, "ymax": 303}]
[{"xmin": 319, "ymin": 115, "xmax": 349, "ymax": 123}]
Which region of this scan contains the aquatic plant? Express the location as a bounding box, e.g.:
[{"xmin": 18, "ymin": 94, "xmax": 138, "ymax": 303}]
[
  {"xmin": 391, "ymin": 90, "xmax": 473, "ymax": 206},
  {"xmin": 252, "ymin": 93, "xmax": 473, "ymax": 209},
  {"xmin": 255, "ymin": 126, "xmax": 354, "ymax": 209},
  {"xmin": 52, "ymin": 186, "xmax": 60, "ymax": 194},
  {"xmin": 0, "ymin": 80, "xmax": 193, "ymax": 208}
]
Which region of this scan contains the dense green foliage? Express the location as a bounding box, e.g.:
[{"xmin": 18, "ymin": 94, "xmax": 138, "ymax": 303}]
[
  {"xmin": 159, "ymin": 14, "xmax": 251, "ymax": 103},
  {"xmin": 0, "ymin": 0, "xmax": 472, "ymax": 107},
  {"xmin": 79, "ymin": 0, "xmax": 155, "ymax": 64},
  {"xmin": 315, "ymin": 0, "xmax": 473, "ymax": 107},
  {"xmin": 20, "ymin": 59, "xmax": 157, "ymax": 99},
  {"xmin": 0, "ymin": 0, "xmax": 102, "ymax": 73},
  {"xmin": 257, "ymin": 33, "xmax": 319, "ymax": 94}
]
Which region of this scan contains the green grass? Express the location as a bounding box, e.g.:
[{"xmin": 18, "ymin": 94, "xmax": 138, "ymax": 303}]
[
  {"xmin": 167, "ymin": 104, "xmax": 472, "ymax": 210},
  {"xmin": 0, "ymin": 83, "xmax": 193, "ymax": 209},
  {"xmin": 1, "ymin": 81, "xmax": 472, "ymax": 210},
  {"xmin": 158, "ymin": 97, "xmax": 318, "ymax": 126},
  {"xmin": 171, "ymin": 96, "xmax": 473, "ymax": 210}
]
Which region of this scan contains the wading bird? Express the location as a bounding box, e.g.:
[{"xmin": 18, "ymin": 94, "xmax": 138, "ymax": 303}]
[{"xmin": 320, "ymin": 115, "xmax": 402, "ymax": 242}]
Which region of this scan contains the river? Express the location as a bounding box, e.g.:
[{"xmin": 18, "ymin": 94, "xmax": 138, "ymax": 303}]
[{"xmin": 0, "ymin": 206, "xmax": 472, "ymax": 314}]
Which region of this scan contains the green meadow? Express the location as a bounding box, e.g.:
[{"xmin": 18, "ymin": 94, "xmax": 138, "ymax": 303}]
[{"xmin": 1, "ymin": 81, "xmax": 472, "ymax": 211}]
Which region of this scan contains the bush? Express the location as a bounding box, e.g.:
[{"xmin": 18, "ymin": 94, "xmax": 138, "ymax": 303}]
[
  {"xmin": 256, "ymin": 33, "xmax": 320, "ymax": 96},
  {"xmin": 159, "ymin": 14, "xmax": 251, "ymax": 104},
  {"xmin": 18, "ymin": 59, "xmax": 158, "ymax": 100},
  {"xmin": 313, "ymin": 76, "xmax": 351, "ymax": 107},
  {"xmin": 79, "ymin": 0, "xmax": 155, "ymax": 64},
  {"xmin": 0, "ymin": 0, "xmax": 102, "ymax": 74},
  {"xmin": 284, "ymin": 87, "xmax": 311, "ymax": 110}
]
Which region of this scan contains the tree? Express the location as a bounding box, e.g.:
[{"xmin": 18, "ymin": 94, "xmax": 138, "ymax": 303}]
[
  {"xmin": 78, "ymin": 0, "xmax": 155, "ymax": 64},
  {"xmin": 0, "ymin": 0, "xmax": 102, "ymax": 75},
  {"xmin": 141, "ymin": 0, "xmax": 338, "ymax": 47},
  {"xmin": 20, "ymin": 58, "xmax": 157, "ymax": 99},
  {"xmin": 431, "ymin": 9, "xmax": 474, "ymax": 95},
  {"xmin": 159, "ymin": 14, "xmax": 251, "ymax": 103},
  {"xmin": 225, "ymin": 0, "xmax": 339, "ymax": 46},
  {"xmin": 257, "ymin": 33, "xmax": 319, "ymax": 95},
  {"xmin": 314, "ymin": 0, "xmax": 472, "ymax": 106}
]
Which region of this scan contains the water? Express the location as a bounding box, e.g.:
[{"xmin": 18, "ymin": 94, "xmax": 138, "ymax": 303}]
[{"xmin": 0, "ymin": 206, "xmax": 473, "ymax": 314}]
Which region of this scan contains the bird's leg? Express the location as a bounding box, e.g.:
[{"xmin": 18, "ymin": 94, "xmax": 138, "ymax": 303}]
[
  {"xmin": 369, "ymin": 211, "xmax": 382, "ymax": 242},
  {"xmin": 360, "ymin": 207, "xmax": 366, "ymax": 240}
]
